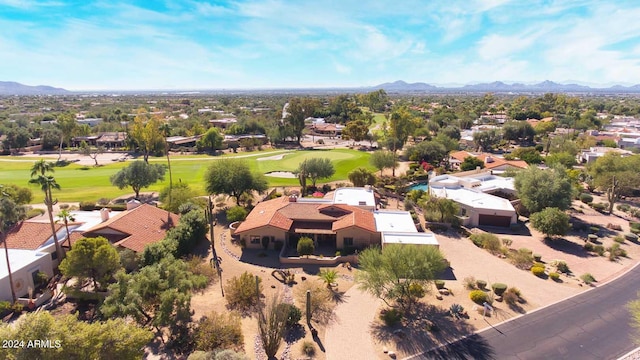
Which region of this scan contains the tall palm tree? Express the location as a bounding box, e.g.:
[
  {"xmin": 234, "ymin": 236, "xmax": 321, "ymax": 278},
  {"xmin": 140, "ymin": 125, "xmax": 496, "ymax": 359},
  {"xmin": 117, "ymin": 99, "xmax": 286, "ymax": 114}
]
[
  {"xmin": 1, "ymin": 195, "xmax": 26, "ymax": 303},
  {"xmin": 159, "ymin": 123, "xmax": 173, "ymax": 206},
  {"xmin": 29, "ymin": 160, "xmax": 63, "ymax": 261},
  {"xmin": 56, "ymin": 209, "xmax": 75, "ymax": 249}
]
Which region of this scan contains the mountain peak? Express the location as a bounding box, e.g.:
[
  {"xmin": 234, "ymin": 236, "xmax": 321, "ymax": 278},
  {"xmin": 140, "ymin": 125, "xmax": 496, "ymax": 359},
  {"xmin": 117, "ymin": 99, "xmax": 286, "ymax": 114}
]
[{"xmin": 0, "ymin": 81, "xmax": 69, "ymax": 95}]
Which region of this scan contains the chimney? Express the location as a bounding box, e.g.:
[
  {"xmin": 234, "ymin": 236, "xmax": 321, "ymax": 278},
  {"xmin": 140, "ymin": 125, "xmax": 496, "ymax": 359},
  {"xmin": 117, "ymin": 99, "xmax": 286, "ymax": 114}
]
[
  {"xmin": 100, "ymin": 208, "xmax": 110, "ymax": 222},
  {"xmin": 485, "ymin": 156, "xmax": 494, "ymax": 164},
  {"xmin": 288, "ymin": 195, "xmax": 297, "ymax": 202},
  {"xmin": 126, "ymin": 199, "xmax": 141, "ymax": 210},
  {"xmin": 365, "ymin": 185, "xmax": 372, "ymax": 192}
]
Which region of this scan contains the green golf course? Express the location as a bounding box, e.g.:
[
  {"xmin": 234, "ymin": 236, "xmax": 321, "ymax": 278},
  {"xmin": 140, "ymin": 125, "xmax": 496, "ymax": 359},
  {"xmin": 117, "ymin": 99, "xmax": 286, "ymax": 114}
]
[{"xmin": 0, "ymin": 149, "xmax": 374, "ymax": 203}]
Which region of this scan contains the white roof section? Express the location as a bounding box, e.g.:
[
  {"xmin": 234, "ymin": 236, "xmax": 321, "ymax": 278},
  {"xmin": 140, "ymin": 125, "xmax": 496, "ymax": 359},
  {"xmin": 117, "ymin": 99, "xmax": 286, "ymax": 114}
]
[
  {"xmin": 332, "ymin": 187, "xmax": 376, "ymax": 207},
  {"xmin": 0, "ymin": 249, "xmax": 51, "ymax": 279},
  {"xmin": 382, "ymin": 232, "xmax": 439, "ymax": 246},
  {"xmin": 374, "ymin": 211, "xmax": 417, "ymax": 233},
  {"xmin": 68, "ymin": 210, "xmax": 124, "ymax": 232},
  {"xmin": 470, "ymin": 174, "xmax": 516, "ymax": 193},
  {"xmin": 430, "ymin": 186, "xmax": 515, "ymax": 212}
]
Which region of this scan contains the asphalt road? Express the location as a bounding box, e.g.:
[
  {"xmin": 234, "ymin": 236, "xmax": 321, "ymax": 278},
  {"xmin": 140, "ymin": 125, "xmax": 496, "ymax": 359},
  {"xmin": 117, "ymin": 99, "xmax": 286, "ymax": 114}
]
[{"xmin": 413, "ymin": 264, "xmax": 640, "ymax": 360}]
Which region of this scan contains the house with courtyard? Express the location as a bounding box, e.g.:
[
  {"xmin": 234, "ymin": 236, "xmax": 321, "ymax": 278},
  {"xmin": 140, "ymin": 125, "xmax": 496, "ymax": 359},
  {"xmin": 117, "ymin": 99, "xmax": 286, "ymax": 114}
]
[
  {"xmin": 235, "ymin": 187, "xmax": 440, "ymax": 257},
  {"xmin": 449, "ymin": 150, "xmax": 528, "ymax": 172},
  {"xmin": 576, "ymin": 146, "xmax": 633, "ymax": 164},
  {"xmin": 428, "ymin": 172, "xmax": 518, "ymax": 228}
]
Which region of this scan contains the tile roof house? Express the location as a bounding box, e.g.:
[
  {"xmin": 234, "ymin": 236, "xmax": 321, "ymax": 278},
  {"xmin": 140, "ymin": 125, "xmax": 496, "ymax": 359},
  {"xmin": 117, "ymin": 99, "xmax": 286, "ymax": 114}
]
[
  {"xmin": 449, "ymin": 151, "xmax": 528, "ymax": 172},
  {"xmin": 82, "ymin": 203, "xmax": 179, "ymax": 253},
  {"xmin": 4, "ymin": 222, "xmax": 65, "ymax": 251}
]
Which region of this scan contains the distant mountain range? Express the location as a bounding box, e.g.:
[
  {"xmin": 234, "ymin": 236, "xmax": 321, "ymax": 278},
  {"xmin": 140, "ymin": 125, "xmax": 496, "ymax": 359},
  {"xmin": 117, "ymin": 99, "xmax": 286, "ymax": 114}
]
[
  {"xmin": 373, "ymin": 80, "xmax": 640, "ymax": 93},
  {"xmin": 0, "ymin": 81, "xmax": 69, "ymax": 95}
]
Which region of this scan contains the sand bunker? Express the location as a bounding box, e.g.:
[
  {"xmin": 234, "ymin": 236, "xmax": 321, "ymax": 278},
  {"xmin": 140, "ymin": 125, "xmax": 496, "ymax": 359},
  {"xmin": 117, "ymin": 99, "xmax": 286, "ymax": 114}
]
[
  {"xmin": 264, "ymin": 171, "xmax": 296, "ymax": 178},
  {"xmin": 256, "ymin": 153, "xmax": 288, "ymax": 161}
]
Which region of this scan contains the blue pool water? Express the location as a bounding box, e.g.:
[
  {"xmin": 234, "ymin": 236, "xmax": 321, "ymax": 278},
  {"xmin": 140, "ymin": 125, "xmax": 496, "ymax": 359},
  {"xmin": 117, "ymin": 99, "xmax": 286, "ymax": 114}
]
[{"xmin": 407, "ymin": 183, "xmax": 429, "ymax": 192}]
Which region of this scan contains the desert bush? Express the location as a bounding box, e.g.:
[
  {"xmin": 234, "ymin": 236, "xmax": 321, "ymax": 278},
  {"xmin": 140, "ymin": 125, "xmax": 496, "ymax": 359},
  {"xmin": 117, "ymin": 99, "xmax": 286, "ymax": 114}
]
[
  {"xmin": 584, "ymin": 242, "xmax": 595, "ymax": 252},
  {"xmin": 531, "ymin": 266, "xmax": 545, "ymax": 277},
  {"xmin": 277, "ymin": 303, "xmax": 302, "ymax": 328},
  {"xmin": 533, "ymin": 254, "xmax": 542, "ymax": 262},
  {"xmin": 502, "ymin": 238, "xmax": 513, "ymax": 247},
  {"xmin": 463, "ymin": 276, "xmax": 476, "ymax": 290},
  {"xmin": 579, "ymin": 193, "xmax": 593, "ymax": 204},
  {"xmin": 187, "ymin": 256, "xmax": 217, "ymax": 284},
  {"xmin": 580, "ymin": 273, "xmax": 596, "ymax": 285},
  {"xmin": 470, "ymin": 233, "xmax": 501, "ymax": 253},
  {"xmin": 549, "ymin": 272, "xmax": 560, "ymax": 281},
  {"xmin": 617, "ymin": 203, "xmax": 631, "ymax": 212},
  {"xmin": 608, "ymin": 243, "xmax": 627, "ymax": 261},
  {"xmin": 469, "ymin": 290, "xmax": 488, "ymax": 304},
  {"xmin": 491, "ymin": 283, "xmax": 508, "ymax": 296},
  {"xmin": 591, "ymin": 202, "xmax": 607, "ymax": 212},
  {"xmin": 295, "ymin": 282, "xmax": 333, "ymax": 323},
  {"xmin": 589, "ymin": 226, "xmax": 600, "ymax": 234},
  {"xmin": 380, "ymin": 308, "xmax": 403, "ymax": 326},
  {"xmin": 613, "ymin": 235, "xmax": 626, "ymax": 244},
  {"xmin": 26, "ymin": 208, "xmax": 45, "ymax": 219},
  {"xmin": 226, "ymin": 206, "xmax": 248, "ymax": 223},
  {"xmin": 503, "ymin": 290, "xmax": 519, "ymax": 305},
  {"xmin": 194, "ymin": 311, "xmax": 244, "ymax": 352},
  {"xmin": 552, "ymin": 260, "xmax": 570, "ymax": 274},
  {"xmin": 594, "ymin": 245, "xmax": 606, "ymax": 256},
  {"xmin": 434, "ymin": 280, "xmax": 445, "ymax": 290},
  {"xmin": 449, "ymin": 303, "xmax": 465, "ymax": 319},
  {"xmin": 409, "ymin": 283, "xmax": 426, "ymax": 298},
  {"xmin": 301, "ymin": 341, "xmax": 316, "ymax": 357},
  {"xmin": 476, "ymin": 279, "xmax": 487, "ymax": 290},
  {"xmin": 79, "ymin": 201, "xmax": 97, "ymax": 211},
  {"xmin": 510, "ymin": 248, "xmax": 535, "ymax": 270},
  {"xmin": 224, "ymin": 272, "xmax": 262, "ymax": 312},
  {"xmin": 119, "ymin": 248, "xmax": 140, "ymax": 273}
]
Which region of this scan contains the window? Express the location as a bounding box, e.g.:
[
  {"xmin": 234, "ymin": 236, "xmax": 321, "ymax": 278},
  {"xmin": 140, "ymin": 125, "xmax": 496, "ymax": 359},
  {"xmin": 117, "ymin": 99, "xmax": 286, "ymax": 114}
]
[
  {"xmin": 50, "ymin": 251, "xmax": 58, "ymax": 261},
  {"xmin": 344, "ymin": 237, "xmax": 353, "ymax": 246},
  {"xmin": 250, "ymin": 236, "xmax": 260, "ymax": 244}
]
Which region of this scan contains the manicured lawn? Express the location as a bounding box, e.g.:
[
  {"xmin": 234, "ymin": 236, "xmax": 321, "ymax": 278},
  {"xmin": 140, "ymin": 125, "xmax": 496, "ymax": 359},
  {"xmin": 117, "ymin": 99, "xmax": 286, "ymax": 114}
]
[{"xmin": 0, "ymin": 149, "xmax": 373, "ymax": 203}]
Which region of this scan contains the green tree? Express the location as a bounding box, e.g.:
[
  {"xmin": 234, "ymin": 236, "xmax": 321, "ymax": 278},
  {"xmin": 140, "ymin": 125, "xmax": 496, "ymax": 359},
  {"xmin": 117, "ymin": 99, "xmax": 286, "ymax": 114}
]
[
  {"xmin": 509, "ymin": 147, "xmax": 543, "ymax": 164},
  {"xmin": 224, "ymin": 271, "xmax": 263, "ymax": 312},
  {"xmin": 285, "ymin": 98, "xmax": 320, "ymax": 143},
  {"xmin": 110, "ymin": 160, "xmax": 167, "ymax": 199},
  {"xmin": 0, "ymin": 311, "xmax": 152, "ymax": 360},
  {"xmin": 300, "ymin": 158, "xmax": 335, "ymax": 187},
  {"xmin": 198, "ymin": 127, "xmax": 223, "ymax": 152},
  {"xmin": 405, "ymin": 141, "xmax": 447, "ymax": 166},
  {"xmin": 588, "ymin": 153, "xmax": 640, "ymax": 214},
  {"xmin": 502, "ymin": 121, "xmax": 535, "ymax": 144},
  {"xmin": 29, "ymin": 160, "xmax": 63, "ymax": 261},
  {"xmin": 59, "ymin": 237, "xmax": 121, "ymax": 291},
  {"xmin": 0, "ymin": 183, "xmax": 32, "ymax": 204},
  {"xmin": 514, "ymin": 166, "xmax": 574, "ymax": 214},
  {"xmin": 473, "ymin": 129, "xmax": 501, "ymax": 152},
  {"xmin": 343, "ymin": 119, "xmax": 369, "ymax": 145},
  {"xmin": 226, "ymin": 206, "xmax": 248, "ymax": 223},
  {"xmin": 129, "ymin": 110, "xmax": 165, "ymax": 163},
  {"xmin": 159, "ymin": 182, "xmax": 196, "ymax": 213},
  {"xmin": 460, "ymin": 156, "xmax": 485, "ymax": 171},
  {"xmin": 55, "ymin": 113, "xmax": 77, "ymax": 161},
  {"xmin": 369, "ymin": 150, "xmax": 396, "ymax": 176},
  {"xmin": 0, "ymin": 195, "xmax": 26, "ymax": 303},
  {"xmin": 319, "ymin": 269, "xmax": 338, "ymax": 288},
  {"xmin": 297, "ymin": 237, "xmax": 314, "ymax": 258},
  {"xmin": 356, "ymin": 245, "xmax": 447, "ymax": 313},
  {"xmin": 80, "ymin": 141, "xmax": 105, "ymax": 166},
  {"xmin": 194, "ymin": 311, "xmax": 244, "ymax": 352},
  {"xmin": 545, "ymin": 151, "xmax": 577, "ymax": 168},
  {"xmin": 530, "ymin": 207, "xmax": 570, "ymax": 239},
  {"xmin": 348, "ymin": 167, "xmax": 376, "ymax": 187},
  {"xmin": 204, "ymin": 159, "xmax": 268, "ymax": 205}
]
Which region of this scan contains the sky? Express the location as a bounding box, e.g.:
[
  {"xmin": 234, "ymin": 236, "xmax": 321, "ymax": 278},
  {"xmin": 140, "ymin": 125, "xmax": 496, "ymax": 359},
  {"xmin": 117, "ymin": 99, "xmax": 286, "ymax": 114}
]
[{"xmin": 1, "ymin": 0, "xmax": 640, "ymax": 90}]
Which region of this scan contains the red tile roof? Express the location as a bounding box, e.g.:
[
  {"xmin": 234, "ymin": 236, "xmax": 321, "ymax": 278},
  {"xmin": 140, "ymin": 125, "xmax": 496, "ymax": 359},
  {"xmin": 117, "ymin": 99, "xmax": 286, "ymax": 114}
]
[
  {"xmin": 4, "ymin": 222, "xmax": 64, "ymax": 250},
  {"xmin": 450, "ymin": 151, "xmax": 528, "ymax": 170},
  {"xmin": 83, "ymin": 204, "xmax": 179, "ymax": 253}
]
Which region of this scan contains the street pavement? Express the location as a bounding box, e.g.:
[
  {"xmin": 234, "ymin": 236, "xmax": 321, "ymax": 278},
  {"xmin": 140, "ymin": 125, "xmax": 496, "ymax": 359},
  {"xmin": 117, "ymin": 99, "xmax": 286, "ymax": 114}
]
[{"xmin": 412, "ymin": 264, "xmax": 640, "ymax": 360}]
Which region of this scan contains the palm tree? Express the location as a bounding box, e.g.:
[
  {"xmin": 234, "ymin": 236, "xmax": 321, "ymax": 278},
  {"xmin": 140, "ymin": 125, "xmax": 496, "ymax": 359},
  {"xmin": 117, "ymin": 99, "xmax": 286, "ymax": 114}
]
[
  {"xmin": 159, "ymin": 123, "xmax": 173, "ymax": 206},
  {"xmin": 319, "ymin": 269, "xmax": 338, "ymax": 289},
  {"xmin": 0, "ymin": 195, "xmax": 26, "ymax": 303},
  {"xmin": 29, "ymin": 160, "xmax": 63, "ymax": 261},
  {"xmin": 56, "ymin": 209, "xmax": 75, "ymax": 249}
]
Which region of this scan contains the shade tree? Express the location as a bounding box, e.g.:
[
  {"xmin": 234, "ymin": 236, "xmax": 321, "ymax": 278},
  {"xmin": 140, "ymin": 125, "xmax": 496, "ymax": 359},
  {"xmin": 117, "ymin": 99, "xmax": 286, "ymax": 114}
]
[
  {"xmin": 110, "ymin": 160, "xmax": 167, "ymax": 199},
  {"xmin": 204, "ymin": 159, "xmax": 267, "ymax": 205},
  {"xmin": 514, "ymin": 165, "xmax": 574, "ymax": 214}
]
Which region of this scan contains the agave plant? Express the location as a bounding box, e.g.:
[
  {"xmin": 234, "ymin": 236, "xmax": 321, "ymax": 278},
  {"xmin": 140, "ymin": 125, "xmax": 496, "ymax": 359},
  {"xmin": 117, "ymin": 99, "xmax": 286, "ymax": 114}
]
[{"xmin": 449, "ymin": 303, "xmax": 465, "ymax": 319}]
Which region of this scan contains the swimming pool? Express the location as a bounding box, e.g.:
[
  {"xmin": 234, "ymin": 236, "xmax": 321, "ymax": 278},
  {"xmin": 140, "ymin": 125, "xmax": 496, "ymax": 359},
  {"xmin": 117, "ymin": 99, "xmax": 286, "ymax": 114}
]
[{"xmin": 407, "ymin": 183, "xmax": 429, "ymax": 192}]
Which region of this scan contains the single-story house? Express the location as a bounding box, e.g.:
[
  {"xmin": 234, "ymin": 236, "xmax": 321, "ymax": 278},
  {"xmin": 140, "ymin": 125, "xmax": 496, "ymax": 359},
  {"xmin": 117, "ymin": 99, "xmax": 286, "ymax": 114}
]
[
  {"xmin": 449, "ymin": 151, "xmax": 528, "ymax": 172},
  {"xmin": 166, "ymin": 135, "xmax": 201, "ymax": 149},
  {"xmin": 429, "ymin": 174, "xmax": 518, "ymax": 227},
  {"xmin": 4, "ymin": 221, "xmax": 68, "ymax": 267},
  {"xmin": 209, "ymin": 118, "xmax": 237, "ymax": 129},
  {"xmin": 0, "ymin": 249, "xmax": 53, "ymax": 302},
  {"xmin": 577, "ymin": 147, "xmax": 633, "ymax": 164},
  {"xmin": 96, "ymin": 132, "xmax": 127, "ymax": 148},
  {"xmin": 82, "ymin": 202, "xmax": 179, "ymax": 253}
]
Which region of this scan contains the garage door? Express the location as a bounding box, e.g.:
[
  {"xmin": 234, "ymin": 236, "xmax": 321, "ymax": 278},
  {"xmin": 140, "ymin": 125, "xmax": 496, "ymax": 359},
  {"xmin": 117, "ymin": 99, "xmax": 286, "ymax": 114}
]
[{"xmin": 479, "ymin": 214, "xmax": 511, "ymax": 227}]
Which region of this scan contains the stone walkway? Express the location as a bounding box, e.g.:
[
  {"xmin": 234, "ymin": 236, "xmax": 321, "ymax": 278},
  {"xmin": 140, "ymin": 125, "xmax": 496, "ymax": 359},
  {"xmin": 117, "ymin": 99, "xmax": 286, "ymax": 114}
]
[{"xmin": 325, "ymin": 286, "xmax": 381, "ymax": 360}]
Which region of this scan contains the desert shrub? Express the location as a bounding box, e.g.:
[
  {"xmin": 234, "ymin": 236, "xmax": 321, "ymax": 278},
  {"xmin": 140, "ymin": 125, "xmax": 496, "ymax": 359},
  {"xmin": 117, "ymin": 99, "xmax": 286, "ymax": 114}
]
[
  {"xmin": 469, "ymin": 290, "xmax": 488, "ymax": 304},
  {"xmin": 589, "ymin": 226, "xmax": 600, "ymax": 234},
  {"xmin": 580, "ymin": 273, "xmax": 596, "ymax": 285},
  {"xmin": 491, "ymin": 283, "xmax": 508, "ymax": 296},
  {"xmin": 187, "ymin": 256, "xmax": 217, "ymax": 284},
  {"xmin": 380, "ymin": 308, "xmax": 403, "ymax": 326},
  {"xmin": 463, "ymin": 276, "xmax": 476, "ymax": 290},
  {"xmin": 594, "ymin": 245, "xmax": 606, "ymax": 256},
  {"xmin": 552, "ymin": 260, "xmax": 570, "ymax": 274},
  {"xmin": 617, "ymin": 203, "xmax": 631, "ymax": 212},
  {"xmin": 502, "ymin": 238, "xmax": 513, "ymax": 247},
  {"xmin": 584, "ymin": 242, "xmax": 595, "ymax": 252},
  {"xmin": 409, "ymin": 283, "xmax": 426, "ymax": 298},
  {"xmin": 613, "ymin": 236, "xmax": 625, "ymax": 244},
  {"xmin": 0, "ymin": 301, "xmax": 11, "ymax": 317},
  {"xmin": 226, "ymin": 206, "xmax": 248, "ymax": 223},
  {"xmin": 625, "ymin": 233, "xmax": 639, "ymax": 242},
  {"xmin": 224, "ymin": 272, "xmax": 262, "ymax": 312},
  {"xmin": 587, "ymin": 234, "xmax": 598, "ymax": 242},
  {"xmin": 608, "ymin": 243, "xmax": 627, "ymax": 261},
  {"xmin": 549, "ymin": 272, "xmax": 560, "ymax": 281},
  {"xmin": 26, "ymin": 208, "xmax": 45, "ymax": 219},
  {"xmin": 510, "ymin": 248, "xmax": 535, "ymax": 270},
  {"xmin": 531, "ymin": 266, "xmax": 545, "ymax": 277},
  {"xmin": 476, "ymin": 279, "xmax": 487, "ymax": 290},
  {"xmin": 277, "ymin": 303, "xmax": 302, "ymax": 328},
  {"xmin": 579, "ymin": 193, "xmax": 593, "ymax": 204},
  {"xmin": 296, "ymin": 237, "xmax": 314, "ymax": 257},
  {"xmin": 470, "ymin": 233, "xmax": 501, "ymax": 253},
  {"xmin": 301, "ymin": 341, "xmax": 316, "ymax": 357},
  {"xmin": 295, "ymin": 282, "xmax": 333, "ymax": 323},
  {"xmin": 449, "ymin": 303, "xmax": 465, "ymax": 319},
  {"xmin": 591, "ymin": 202, "xmax": 607, "ymax": 212},
  {"xmin": 79, "ymin": 201, "xmax": 97, "ymax": 211},
  {"xmin": 503, "ymin": 290, "xmax": 519, "ymax": 305},
  {"xmin": 119, "ymin": 248, "xmax": 140, "ymax": 273},
  {"xmin": 194, "ymin": 311, "xmax": 244, "ymax": 352},
  {"xmin": 533, "ymin": 254, "xmax": 542, "ymax": 262},
  {"xmin": 434, "ymin": 280, "xmax": 445, "ymax": 290}
]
